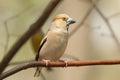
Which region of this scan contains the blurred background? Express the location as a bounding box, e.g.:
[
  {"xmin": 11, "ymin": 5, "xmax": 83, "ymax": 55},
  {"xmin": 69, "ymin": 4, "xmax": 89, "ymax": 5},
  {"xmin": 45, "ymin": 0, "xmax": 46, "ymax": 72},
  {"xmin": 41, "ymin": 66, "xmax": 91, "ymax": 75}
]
[{"xmin": 0, "ymin": 0, "xmax": 120, "ymax": 80}]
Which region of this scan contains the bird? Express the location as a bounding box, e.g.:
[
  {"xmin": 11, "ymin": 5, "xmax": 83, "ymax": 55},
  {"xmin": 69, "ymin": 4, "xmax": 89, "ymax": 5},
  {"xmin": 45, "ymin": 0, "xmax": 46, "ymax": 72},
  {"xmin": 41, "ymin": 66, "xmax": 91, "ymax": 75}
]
[{"xmin": 34, "ymin": 13, "xmax": 75, "ymax": 77}]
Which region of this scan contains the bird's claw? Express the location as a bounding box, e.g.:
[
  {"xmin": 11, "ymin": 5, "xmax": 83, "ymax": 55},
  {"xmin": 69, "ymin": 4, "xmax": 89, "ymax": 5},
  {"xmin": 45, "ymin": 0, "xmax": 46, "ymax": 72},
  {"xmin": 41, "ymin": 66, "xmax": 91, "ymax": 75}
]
[
  {"xmin": 64, "ymin": 60, "xmax": 68, "ymax": 67},
  {"xmin": 59, "ymin": 60, "xmax": 68, "ymax": 67},
  {"xmin": 43, "ymin": 59, "xmax": 50, "ymax": 67}
]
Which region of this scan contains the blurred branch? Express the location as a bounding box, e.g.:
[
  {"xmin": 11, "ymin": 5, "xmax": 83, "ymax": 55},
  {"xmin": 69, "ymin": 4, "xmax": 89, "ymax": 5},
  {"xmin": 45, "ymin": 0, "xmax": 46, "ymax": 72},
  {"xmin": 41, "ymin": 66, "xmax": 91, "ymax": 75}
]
[
  {"xmin": 1, "ymin": 60, "xmax": 120, "ymax": 79},
  {"xmin": 69, "ymin": 0, "xmax": 95, "ymax": 37},
  {"xmin": 9, "ymin": 53, "xmax": 80, "ymax": 66},
  {"xmin": 4, "ymin": 5, "xmax": 34, "ymax": 53},
  {"xmin": 0, "ymin": 0, "xmax": 62, "ymax": 75},
  {"xmin": 93, "ymin": 1, "xmax": 120, "ymax": 50},
  {"xmin": 41, "ymin": 73, "xmax": 46, "ymax": 80},
  {"xmin": 108, "ymin": 12, "xmax": 120, "ymax": 19},
  {"xmin": 8, "ymin": 60, "xmax": 34, "ymax": 66}
]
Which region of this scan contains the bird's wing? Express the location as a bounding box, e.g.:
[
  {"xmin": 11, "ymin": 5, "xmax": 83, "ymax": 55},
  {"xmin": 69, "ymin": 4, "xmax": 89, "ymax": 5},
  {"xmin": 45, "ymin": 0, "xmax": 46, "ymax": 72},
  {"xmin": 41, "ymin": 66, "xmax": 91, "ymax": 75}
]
[{"xmin": 35, "ymin": 36, "xmax": 47, "ymax": 61}]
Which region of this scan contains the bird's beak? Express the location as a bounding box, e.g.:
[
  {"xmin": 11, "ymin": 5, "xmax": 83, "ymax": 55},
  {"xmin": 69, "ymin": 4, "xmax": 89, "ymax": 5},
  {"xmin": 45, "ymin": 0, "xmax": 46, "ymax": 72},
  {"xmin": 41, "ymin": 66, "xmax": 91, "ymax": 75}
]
[{"xmin": 67, "ymin": 17, "xmax": 76, "ymax": 26}]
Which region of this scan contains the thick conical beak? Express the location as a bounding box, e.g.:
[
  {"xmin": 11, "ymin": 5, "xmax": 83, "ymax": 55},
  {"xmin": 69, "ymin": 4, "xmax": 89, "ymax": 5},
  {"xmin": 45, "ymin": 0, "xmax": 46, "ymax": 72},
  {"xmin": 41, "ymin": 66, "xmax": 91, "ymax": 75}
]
[{"xmin": 67, "ymin": 17, "xmax": 76, "ymax": 26}]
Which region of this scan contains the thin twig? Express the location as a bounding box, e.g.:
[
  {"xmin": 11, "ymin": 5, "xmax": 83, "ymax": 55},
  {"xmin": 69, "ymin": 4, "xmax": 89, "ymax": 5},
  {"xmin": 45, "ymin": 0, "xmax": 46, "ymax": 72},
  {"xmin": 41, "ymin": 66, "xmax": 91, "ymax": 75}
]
[
  {"xmin": 1, "ymin": 60, "xmax": 120, "ymax": 79},
  {"xmin": 0, "ymin": 0, "xmax": 62, "ymax": 75}
]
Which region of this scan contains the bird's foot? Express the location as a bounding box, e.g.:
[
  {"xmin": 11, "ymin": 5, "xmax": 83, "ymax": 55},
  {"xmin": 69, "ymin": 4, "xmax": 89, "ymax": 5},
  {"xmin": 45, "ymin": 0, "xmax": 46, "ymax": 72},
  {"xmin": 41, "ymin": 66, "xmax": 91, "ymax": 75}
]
[
  {"xmin": 59, "ymin": 60, "xmax": 68, "ymax": 67},
  {"xmin": 42, "ymin": 59, "xmax": 51, "ymax": 67}
]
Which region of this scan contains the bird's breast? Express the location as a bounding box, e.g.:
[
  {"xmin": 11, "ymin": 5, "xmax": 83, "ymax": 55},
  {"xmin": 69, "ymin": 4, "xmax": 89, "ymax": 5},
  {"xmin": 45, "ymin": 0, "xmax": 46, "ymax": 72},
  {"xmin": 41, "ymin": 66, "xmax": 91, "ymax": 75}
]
[
  {"xmin": 48, "ymin": 30, "xmax": 68, "ymax": 46},
  {"xmin": 40, "ymin": 30, "xmax": 68, "ymax": 61}
]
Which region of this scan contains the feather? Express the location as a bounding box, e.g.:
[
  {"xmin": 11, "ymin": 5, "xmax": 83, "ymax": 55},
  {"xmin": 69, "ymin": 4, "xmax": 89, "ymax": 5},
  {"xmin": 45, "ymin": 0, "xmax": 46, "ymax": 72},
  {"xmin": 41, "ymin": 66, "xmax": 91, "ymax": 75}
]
[
  {"xmin": 34, "ymin": 67, "xmax": 42, "ymax": 77},
  {"xmin": 35, "ymin": 37, "xmax": 47, "ymax": 61},
  {"xmin": 34, "ymin": 36, "xmax": 47, "ymax": 77}
]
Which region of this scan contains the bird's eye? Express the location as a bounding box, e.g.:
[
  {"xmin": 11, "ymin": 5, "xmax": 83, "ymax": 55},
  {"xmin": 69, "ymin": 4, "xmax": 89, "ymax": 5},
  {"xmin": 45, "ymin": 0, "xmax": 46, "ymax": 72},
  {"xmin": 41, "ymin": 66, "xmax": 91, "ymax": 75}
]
[{"xmin": 62, "ymin": 17, "xmax": 66, "ymax": 21}]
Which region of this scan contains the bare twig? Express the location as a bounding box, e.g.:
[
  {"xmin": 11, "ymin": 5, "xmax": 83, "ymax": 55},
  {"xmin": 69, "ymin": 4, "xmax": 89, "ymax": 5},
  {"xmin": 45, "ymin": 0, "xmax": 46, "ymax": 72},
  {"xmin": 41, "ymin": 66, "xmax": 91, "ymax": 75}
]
[
  {"xmin": 1, "ymin": 60, "xmax": 120, "ymax": 79},
  {"xmin": 0, "ymin": 0, "xmax": 62, "ymax": 75}
]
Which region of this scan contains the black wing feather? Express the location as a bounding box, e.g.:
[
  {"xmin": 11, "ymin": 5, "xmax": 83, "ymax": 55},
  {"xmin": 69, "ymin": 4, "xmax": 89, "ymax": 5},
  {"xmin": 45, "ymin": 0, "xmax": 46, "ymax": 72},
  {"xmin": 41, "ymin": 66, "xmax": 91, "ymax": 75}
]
[{"xmin": 35, "ymin": 37, "xmax": 47, "ymax": 61}]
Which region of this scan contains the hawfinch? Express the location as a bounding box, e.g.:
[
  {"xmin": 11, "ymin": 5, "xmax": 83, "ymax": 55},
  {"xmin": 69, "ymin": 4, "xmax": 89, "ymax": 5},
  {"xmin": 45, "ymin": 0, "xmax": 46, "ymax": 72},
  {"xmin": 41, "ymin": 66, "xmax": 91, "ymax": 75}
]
[{"xmin": 34, "ymin": 13, "xmax": 75, "ymax": 77}]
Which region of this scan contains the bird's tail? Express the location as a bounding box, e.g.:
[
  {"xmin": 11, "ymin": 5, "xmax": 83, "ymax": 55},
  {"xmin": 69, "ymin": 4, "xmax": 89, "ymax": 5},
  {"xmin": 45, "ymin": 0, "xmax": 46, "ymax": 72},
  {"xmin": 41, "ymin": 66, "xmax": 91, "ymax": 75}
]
[{"xmin": 34, "ymin": 67, "xmax": 42, "ymax": 77}]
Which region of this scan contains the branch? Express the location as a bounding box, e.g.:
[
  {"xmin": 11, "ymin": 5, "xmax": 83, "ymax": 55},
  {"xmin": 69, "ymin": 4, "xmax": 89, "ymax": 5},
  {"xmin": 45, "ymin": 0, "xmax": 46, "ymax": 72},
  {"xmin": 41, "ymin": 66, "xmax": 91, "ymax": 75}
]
[
  {"xmin": 1, "ymin": 60, "xmax": 120, "ymax": 79},
  {"xmin": 69, "ymin": 1, "xmax": 94, "ymax": 37},
  {"xmin": 0, "ymin": 0, "xmax": 62, "ymax": 75},
  {"xmin": 93, "ymin": 1, "xmax": 120, "ymax": 50}
]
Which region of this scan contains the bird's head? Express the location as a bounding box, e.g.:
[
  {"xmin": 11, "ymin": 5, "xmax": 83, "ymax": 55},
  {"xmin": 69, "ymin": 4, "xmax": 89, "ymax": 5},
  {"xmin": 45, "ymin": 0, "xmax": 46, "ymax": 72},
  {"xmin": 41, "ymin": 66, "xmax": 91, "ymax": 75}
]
[{"xmin": 51, "ymin": 14, "xmax": 75, "ymax": 31}]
